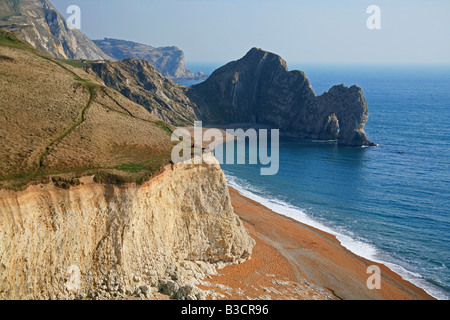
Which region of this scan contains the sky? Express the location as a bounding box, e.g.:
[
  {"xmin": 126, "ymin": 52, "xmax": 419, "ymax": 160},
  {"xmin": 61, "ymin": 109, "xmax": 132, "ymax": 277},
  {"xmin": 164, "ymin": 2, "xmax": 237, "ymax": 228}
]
[{"xmin": 52, "ymin": 0, "xmax": 450, "ymax": 64}]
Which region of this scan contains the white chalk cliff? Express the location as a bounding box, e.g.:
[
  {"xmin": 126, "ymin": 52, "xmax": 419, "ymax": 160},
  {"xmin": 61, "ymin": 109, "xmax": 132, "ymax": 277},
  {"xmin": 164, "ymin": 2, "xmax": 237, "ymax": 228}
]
[{"xmin": 0, "ymin": 158, "xmax": 255, "ymax": 300}]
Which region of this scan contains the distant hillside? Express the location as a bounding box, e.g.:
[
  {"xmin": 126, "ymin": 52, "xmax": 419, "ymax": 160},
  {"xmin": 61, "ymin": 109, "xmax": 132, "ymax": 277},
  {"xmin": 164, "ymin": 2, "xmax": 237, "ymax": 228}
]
[
  {"xmin": 0, "ymin": 0, "xmax": 110, "ymax": 60},
  {"xmin": 0, "ymin": 28, "xmax": 174, "ymax": 190},
  {"xmin": 93, "ymin": 38, "xmax": 206, "ymax": 80},
  {"xmin": 85, "ymin": 58, "xmax": 198, "ymax": 126}
]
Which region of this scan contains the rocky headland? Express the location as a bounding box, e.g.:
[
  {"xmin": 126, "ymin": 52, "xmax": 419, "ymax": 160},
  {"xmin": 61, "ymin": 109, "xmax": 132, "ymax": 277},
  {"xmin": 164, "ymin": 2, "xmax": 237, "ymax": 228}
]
[
  {"xmin": 188, "ymin": 48, "xmax": 375, "ymax": 147},
  {"xmin": 93, "ymin": 38, "xmax": 207, "ymax": 81}
]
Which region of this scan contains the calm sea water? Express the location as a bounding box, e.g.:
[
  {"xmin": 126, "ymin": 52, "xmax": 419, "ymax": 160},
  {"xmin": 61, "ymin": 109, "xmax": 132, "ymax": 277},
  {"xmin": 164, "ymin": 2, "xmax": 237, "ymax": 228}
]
[{"xmin": 179, "ymin": 63, "xmax": 450, "ymax": 299}]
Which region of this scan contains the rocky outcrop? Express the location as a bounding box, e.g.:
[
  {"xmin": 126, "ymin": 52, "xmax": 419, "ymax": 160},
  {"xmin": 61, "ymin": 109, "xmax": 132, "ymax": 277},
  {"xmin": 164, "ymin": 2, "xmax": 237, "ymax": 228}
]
[
  {"xmin": 0, "ymin": 157, "xmax": 255, "ymax": 300},
  {"xmin": 93, "ymin": 38, "xmax": 206, "ymax": 80},
  {"xmin": 86, "ymin": 59, "xmax": 198, "ymax": 126},
  {"xmin": 0, "ymin": 0, "xmax": 110, "ymax": 60},
  {"xmin": 316, "ymin": 85, "xmax": 374, "ymax": 147},
  {"xmin": 188, "ymin": 48, "xmax": 375, "ymax": 147}
]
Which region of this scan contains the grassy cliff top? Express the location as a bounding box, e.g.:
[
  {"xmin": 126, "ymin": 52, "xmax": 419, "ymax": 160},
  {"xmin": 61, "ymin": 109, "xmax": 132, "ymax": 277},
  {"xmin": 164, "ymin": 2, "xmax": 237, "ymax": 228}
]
[{"xmin": 0, "ymin": 29, "xmax": 175, "ymax": 190}]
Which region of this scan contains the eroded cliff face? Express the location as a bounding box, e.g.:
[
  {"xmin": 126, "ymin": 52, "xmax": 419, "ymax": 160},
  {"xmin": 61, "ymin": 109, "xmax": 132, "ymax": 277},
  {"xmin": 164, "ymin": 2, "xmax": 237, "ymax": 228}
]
[
  {"xmin": 188, "ymin": 48, "xmax": 375, "ymax": 147},
  {"xmin": 86, "ymin": 59, "xmax": 198, "ymax": 126},
  {"xmin": 0, "ymin": 158, "xmax": 254, "ymax": 300},
  {"xmin": 0, "ymin": 0, "xmax": 110, "ymax": 60}
]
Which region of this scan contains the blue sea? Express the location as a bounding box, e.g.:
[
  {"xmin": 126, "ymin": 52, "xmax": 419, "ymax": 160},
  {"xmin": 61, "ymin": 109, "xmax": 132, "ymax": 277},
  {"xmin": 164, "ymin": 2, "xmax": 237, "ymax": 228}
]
[{"xmin": 179, "ymin": 63, "xmax": 450, "ymax": 300}]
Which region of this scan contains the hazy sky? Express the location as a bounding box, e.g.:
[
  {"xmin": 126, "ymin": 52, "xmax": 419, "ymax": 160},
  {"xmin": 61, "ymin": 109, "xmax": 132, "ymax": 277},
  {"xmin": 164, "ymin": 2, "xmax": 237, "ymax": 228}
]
[{"xmin": 52, "ymin": 0, "xmax": 450, "ymax": 64}]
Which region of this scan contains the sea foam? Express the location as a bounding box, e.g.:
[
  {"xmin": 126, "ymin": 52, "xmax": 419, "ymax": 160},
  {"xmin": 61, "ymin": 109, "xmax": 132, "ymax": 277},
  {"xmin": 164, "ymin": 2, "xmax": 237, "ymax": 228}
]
[
  {"xmin": 225, "ymin": 173, "xmax": 380, "ymax": 261},
  {"xmin": 225, "ymin": 172, "xmax": 448, "ymax": 300}
]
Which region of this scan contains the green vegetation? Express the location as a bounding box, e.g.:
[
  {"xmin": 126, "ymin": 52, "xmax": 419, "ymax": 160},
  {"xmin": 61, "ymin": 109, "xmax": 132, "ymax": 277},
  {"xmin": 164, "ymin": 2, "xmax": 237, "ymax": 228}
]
[
  {"xmin": 94, "ymin": 153, "xmax": 172, "ymax": 185},
  {"xmin": 1, "ymin": 176, "xmax": 50, "ymax": 192},
  {"xmin": 154, "ymin": 122, "xmax": 173, "ymax": 135},
  {"xmin": 114, "ymin": 156, "xmax": 171, "ymax": 174},
  {"xmin": 0, "ymin": 29, "xmax": 31, "ymax": 50},
  {"xmin": 58, "ymin": 59, "xmax": 91, "ymax": 69},
  {"xmin": 52, "ymin": 177, "xmax": 81, "ymax": 189},
  {"xmin": 114, "ymin": 162, "xmax": 151, "ymax": 173}
]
